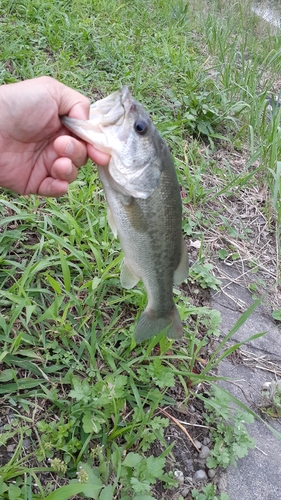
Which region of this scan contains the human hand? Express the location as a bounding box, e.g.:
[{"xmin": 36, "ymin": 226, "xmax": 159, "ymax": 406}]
[{"xmin": 0, "ymin": 76, "xmax": 110, "ymax": 197}]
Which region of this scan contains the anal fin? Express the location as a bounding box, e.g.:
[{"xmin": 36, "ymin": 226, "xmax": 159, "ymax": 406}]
[{"xmin": 173, "ymin": 237, "xmax": 189, "ymax": 284}]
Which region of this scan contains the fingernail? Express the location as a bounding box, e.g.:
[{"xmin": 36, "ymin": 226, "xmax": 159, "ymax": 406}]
[
  {"xmin": 66, "ymin": 164, "xmax": 73, "ymax": 175},
  {"xmin": 65, "ymin": 140, "xmax": 74, "ymax": 156}
]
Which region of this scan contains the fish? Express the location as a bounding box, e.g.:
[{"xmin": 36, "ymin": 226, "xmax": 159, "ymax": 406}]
[{"xmin": 61, "ymin": 87, "xmax": 189, "ymax": 342}]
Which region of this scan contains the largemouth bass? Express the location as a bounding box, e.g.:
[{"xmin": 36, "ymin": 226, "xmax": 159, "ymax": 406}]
[{"xmin": 62, "ymin": 87, "xmax": 189, "ymax": 342}]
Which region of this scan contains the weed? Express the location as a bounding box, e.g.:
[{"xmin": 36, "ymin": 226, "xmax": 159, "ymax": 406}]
[
  {"xmin": 260, "ymin": 381, "xmax": 281, "ymax": 418},
  {"xmin": 192, "ymin": 484, "xmax": 230, "ymax": 500},
  {"xmin": 189, "ymin": 262, "xmax": 222, "ymax": 290},
  {"xmin": 200, "ymin": 386, "xmax": 256, "ymax": 469},
  {"xmin": 272, "ymin": 310, "xmax": 281, "ymax": 321}
]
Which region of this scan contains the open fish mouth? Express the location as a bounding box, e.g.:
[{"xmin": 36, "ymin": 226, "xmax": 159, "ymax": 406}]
[
  {"xmin": 61, "ymin": 87, "xmax": 134, "ymax": 153},
  {"xmin": 89, "ymin": 87, "xmax": 132, "ymax": 127}
]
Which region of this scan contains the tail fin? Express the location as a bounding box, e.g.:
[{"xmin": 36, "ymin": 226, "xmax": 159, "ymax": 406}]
[{"xmin": 135, "ymin": 306, "xmax": 183, "ymax": 343}]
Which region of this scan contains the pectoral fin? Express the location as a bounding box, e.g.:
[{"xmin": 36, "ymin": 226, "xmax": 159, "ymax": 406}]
[
  {"xmin": 173, "ymin": 238, "xmax": 189, "ymax": 284},
  {"xmin": 120, "ymin": 259, "xmax": 139, "ymax": 289},
  {"xmin": 122, "ymin": 198, "xmax": 147, "ymax": 233},
  {"xmin": 107, "ymin": 207, "xmax": 118, "ymax": 238}
]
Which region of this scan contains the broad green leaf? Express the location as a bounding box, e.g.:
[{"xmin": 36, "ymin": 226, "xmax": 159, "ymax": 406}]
[
  {"xmin": 146, "ymin": 455, "xmax": 165, "ymax": 478},
  {"xmin": 0, "ymin": 369, "xmax": 15, "ymax": 382},
  {"xmin": 272, "ymin": 310, "xmax": 281, "ymax": 321},
  {"xmin": 82, "ymin": 412, "xmax": 103, "ymax": 434},
  {"xmin": 69, "ymin": 378, "xmax": 92, "ymax": 402},
  {"xmin": 123, "ymin": 452, "xmax": 143, "ymax": 467},
  {"xmin": 6, "ymin": 484, "xmax": 21, "ymax": 500},
  {"xmin": 99, "ymin": 485, "xmax": 115, "ymax": 500},
  {"xmin": 0, "ymin": 478, "xmax": 8, "ymax": 494},
  {"xmin": 130, "ymin": 478, "xmax": 150, "ymax": 494}
]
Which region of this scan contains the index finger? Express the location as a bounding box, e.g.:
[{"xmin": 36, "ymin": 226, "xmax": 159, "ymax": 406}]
[
  {"xmin": 87, "ymin": 144, "xmax": 110, "ymax": 166},
  {"xmin": 43, "ymin": 77, "xmax": 90, "ymax": 119}
]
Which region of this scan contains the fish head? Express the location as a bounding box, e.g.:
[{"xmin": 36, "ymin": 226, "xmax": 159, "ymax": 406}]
[{"xmin": 62, "ymin": 87, "xmax": 166, "ymax": 199}]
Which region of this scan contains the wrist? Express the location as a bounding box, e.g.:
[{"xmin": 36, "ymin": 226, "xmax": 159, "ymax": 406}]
[
  {"xmin": 0, "ymin": 89, "xmax": 8, "ymax": 167},
  {"xmin": 0, "ymin": 85, "xmax": 6, "ymax": 139}
]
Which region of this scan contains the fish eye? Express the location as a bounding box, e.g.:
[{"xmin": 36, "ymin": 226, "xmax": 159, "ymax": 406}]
[{"xmin": 134, "ymin": 119, "xmax": 148, "ymax": 135}]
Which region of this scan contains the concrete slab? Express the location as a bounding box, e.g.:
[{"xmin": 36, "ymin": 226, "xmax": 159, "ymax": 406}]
[
  {"xmin": 210, "ymin": 263, "xmax": 281, "ymax": 500},
  {"xmin": 212, "ymin": 262, "xmax": 281, "ymax": 359},
  {"xmin": 217, "ymin": 360, "xmax": 281, "ymax": 500}
]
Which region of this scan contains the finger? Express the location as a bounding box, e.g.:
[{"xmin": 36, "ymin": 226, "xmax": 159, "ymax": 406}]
[
  {"xmin": 37, "ymin": 178, "xmax": 69, "ymax": 197},
  {"xmin": 48, "ymin": 77, "xmax": 90, "ymax": 119},
  {"xmin": 54, "ymin": 135, "xmax": 88, "ymax": 168},
  {"xmin": 87, "ymin": 144, "xmax": 110, "ymax": 166},
  {"xmin": 51, "ymin": 157, "xmax": 78, "ymax": 183}
]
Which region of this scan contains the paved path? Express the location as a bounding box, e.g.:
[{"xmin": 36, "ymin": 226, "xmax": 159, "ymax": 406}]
[{"xmin": 211, "ymin": 263, "xmax": 281, "ymax": 500}]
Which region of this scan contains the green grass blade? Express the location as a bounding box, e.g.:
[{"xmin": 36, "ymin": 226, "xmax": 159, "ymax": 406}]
[
  {"xmin": 59, "ymin": 246, "xmax": 71, "ymax": 292},
  {"xmin": 44, "ymin": 483, "xmax": 103, "ymax": 500}
]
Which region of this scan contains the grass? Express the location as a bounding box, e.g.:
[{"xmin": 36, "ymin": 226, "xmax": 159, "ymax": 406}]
[{"xmin": 0, "ymin": 0, "xmax": 281, "ymax": 498}]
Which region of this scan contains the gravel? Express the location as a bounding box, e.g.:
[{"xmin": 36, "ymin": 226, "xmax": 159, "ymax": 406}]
[{"xmin": 193, "ymin": 469, "xmax": 208, "ymax": 483}]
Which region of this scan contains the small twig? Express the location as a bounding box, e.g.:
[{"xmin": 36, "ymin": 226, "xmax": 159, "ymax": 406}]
[
  {"xmin": 255, "ymin": 365, "xmax": 281, "ymax": 376},
  {"xmin": 240, "ymin": 350, "xmax": 267, "ymax": 360},
  {"xmin": 255, "ymin": 445, "xmax": 268, "ymax": 456},
  {"xmin": 241, "ymin": 351, "xmax": 281, "ymax": 365},
  {"xmin": 177, "ymin": 420, "xmax": 210, "ymax": 429},
  {"xmin": 221, "ymin": 378, "xmax": 253, "ymax": 404},
  {"xmin": 159, "ymin": 408, "xmax": 200, "ymax": 453}
]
